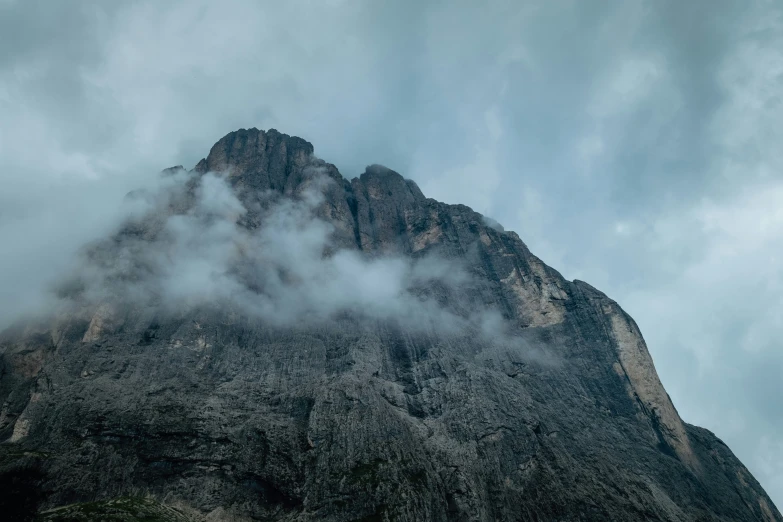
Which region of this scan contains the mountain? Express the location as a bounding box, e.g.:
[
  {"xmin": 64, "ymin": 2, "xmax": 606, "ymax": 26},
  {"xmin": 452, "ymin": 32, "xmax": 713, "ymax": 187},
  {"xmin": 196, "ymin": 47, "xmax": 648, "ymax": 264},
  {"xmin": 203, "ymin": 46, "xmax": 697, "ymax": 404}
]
[{"xmin": 0, "ymin": 128, "xmax": 780, "ymax": 521}]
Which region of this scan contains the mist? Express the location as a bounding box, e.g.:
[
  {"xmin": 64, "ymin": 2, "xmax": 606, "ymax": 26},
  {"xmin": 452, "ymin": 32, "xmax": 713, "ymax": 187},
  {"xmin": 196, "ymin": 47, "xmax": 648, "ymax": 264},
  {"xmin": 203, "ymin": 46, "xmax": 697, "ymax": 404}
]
[
  {"xmin": 0, "ymin": 170, "xmax": 161, "ymax": 330},
  {"xmin": 15, "ymin": 163, "xmax": 527, "ymax": 353}
]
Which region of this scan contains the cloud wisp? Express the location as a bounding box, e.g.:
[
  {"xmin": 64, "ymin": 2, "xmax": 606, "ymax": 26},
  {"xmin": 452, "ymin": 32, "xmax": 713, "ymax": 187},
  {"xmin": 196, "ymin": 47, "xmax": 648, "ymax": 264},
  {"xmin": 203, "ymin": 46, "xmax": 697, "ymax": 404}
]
[{"xmin": 46, "ymin": 167, "xmax": 525, "ymax": 351}]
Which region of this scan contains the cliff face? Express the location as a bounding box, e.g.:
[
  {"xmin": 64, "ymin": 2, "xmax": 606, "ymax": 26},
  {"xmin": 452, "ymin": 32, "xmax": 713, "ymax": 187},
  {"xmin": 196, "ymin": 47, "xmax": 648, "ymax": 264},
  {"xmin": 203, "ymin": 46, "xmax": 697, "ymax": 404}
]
[{"xmin": 0, "ymin": 128, "xmax": 780, "ymax": 522}]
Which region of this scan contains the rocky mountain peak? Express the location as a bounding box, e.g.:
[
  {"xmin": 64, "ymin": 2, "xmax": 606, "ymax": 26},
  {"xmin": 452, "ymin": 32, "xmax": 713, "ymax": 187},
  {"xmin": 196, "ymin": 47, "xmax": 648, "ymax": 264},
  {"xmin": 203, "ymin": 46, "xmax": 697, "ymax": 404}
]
[
  {"xmin": 0, "ymin": 129, "xmax": 780, "ymax": 522},
  {"xmin": 359, "ymin": 164, "xmax": 426, "ymax": 204},
  {"xmin": 194, "ymin": 127, "xmax": 320, "ymax": 191}
]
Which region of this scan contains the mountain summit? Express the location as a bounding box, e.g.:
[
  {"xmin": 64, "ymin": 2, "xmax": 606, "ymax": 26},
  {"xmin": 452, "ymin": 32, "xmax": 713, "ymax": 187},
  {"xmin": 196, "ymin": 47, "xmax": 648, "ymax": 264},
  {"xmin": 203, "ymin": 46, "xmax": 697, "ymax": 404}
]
[{"xmin": 1, "ymin": 128, "xmax": 779, "ymax": 521}]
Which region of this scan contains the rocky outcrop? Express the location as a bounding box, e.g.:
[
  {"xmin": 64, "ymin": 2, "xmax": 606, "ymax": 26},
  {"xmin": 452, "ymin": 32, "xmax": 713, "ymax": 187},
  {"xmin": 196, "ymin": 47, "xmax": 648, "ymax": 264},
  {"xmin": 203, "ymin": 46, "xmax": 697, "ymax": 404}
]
[{"xmin": 0, "ymin": 128, "xmax": 779, "ymax": 521}]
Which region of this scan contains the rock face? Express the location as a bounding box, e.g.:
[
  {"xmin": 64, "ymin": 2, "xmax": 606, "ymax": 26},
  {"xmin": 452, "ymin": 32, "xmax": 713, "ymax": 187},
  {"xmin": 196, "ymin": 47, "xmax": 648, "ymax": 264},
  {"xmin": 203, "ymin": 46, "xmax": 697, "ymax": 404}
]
[{"xmin": 0, "ymin": 128, "xmax": 780, "ymax": 521}]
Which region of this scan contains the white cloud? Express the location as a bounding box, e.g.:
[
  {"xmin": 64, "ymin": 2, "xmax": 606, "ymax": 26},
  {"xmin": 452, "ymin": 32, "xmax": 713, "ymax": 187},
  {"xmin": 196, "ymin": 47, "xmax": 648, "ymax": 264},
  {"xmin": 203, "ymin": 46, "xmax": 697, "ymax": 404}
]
[
  {"xmin": 418, "ymin": 105, "xmax": 504, "ymax": 214},
  {"xmin": 711, "ymin": 8, "xmax": 783, "ymax": 182},
  {"xmin": 55, "ymin": 169, "xmax": 520, "ymax": 348},
  {"xmin": 618, "ymin": 180, "xmax": 783, "ymax": 503}
]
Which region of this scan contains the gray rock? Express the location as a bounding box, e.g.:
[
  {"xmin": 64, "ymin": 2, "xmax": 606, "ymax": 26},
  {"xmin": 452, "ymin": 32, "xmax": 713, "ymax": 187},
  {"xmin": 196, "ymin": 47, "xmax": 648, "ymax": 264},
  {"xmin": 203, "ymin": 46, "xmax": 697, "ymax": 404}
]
[{"xmin": 0, "ymin": 128, "xmax": 780, "ymax": 521}]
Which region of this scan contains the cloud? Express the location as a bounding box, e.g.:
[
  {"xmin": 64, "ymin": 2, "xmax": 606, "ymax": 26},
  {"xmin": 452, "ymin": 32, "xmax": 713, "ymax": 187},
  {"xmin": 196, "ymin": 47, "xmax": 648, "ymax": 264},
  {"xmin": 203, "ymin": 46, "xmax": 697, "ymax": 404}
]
[
  {"xmin": 620, "ymin": 180, "xmax": 783, "ymax": 503},
  {"xmin": 0, "ymin": 169, "xmax": 161, "ymax": 331},
  {"xmin": 49, "ymin": 167, "xmax": 527, "ymax": 352},
  {"xmin": 418, "ymin": 105, "xmax": 504, "ymax": 214}
]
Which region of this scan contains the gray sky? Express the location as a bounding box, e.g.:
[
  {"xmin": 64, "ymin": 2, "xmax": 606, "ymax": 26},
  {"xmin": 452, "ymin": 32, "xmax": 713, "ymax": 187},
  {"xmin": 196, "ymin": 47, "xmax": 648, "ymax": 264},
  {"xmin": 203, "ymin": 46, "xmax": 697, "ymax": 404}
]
[{"xmin": 1, "ymin": 0, "xmax": 782, "ymax": 507}]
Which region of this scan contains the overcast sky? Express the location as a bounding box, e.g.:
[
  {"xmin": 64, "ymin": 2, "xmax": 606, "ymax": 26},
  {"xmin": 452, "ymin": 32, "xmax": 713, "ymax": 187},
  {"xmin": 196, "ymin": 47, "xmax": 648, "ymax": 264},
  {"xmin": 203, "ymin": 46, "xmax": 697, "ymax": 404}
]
[{"xmin": 1, "ymin": 0, "xmax": 782, "ymax": 507}]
